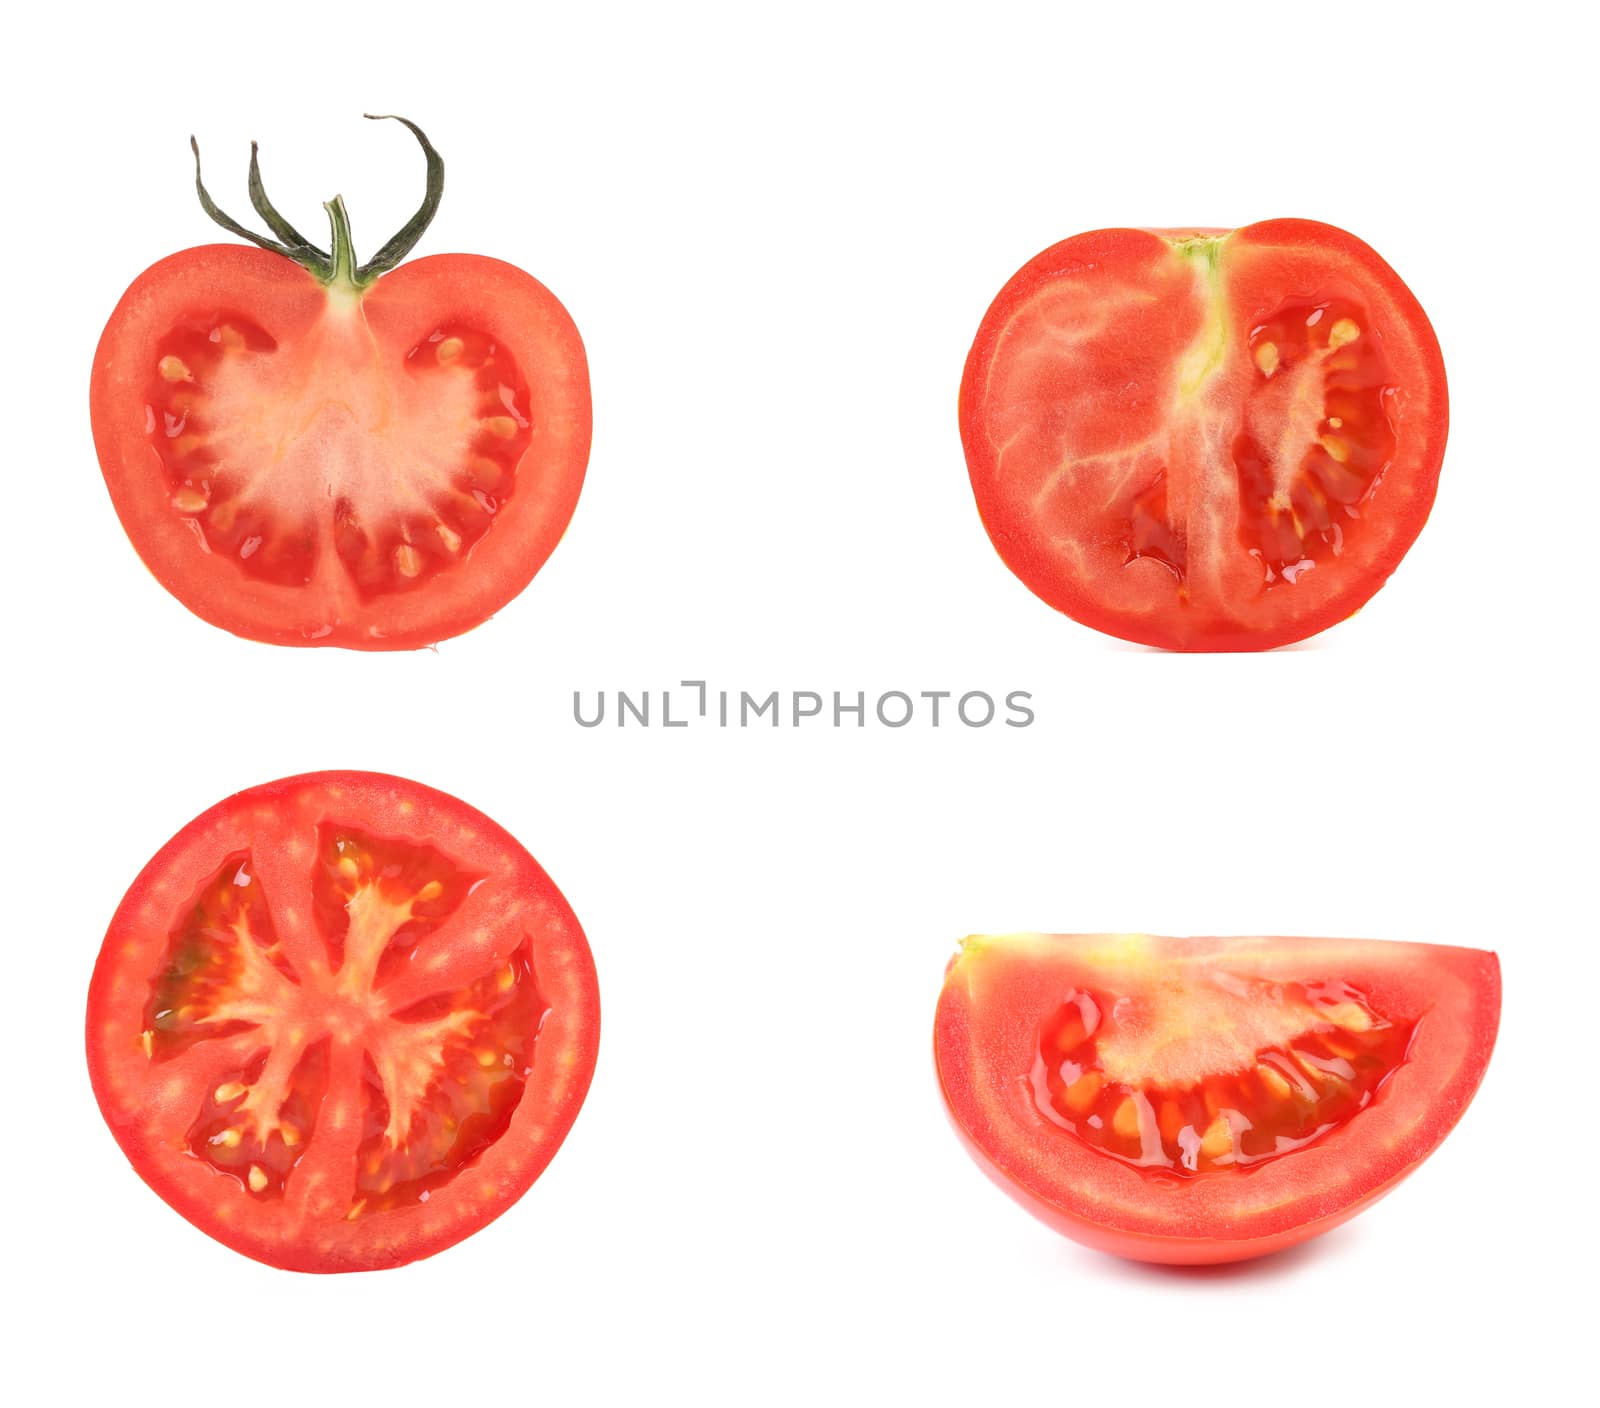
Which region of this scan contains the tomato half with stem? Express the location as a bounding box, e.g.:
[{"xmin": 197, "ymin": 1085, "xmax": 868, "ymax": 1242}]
[
  {"xmin": 959, "ymin": 221, "xmax": 1448, "ymax": 650},
  {"xmin": 90, "ymin": 116, "xmax": 591, "ymax": 649},
  {"xmin": 86, "ymin": 771, "xmax": 600, "ymax": 1272},
  {"xmin": 934, "ymin": 933, "xmax": 1498, "ymax": 1264}
]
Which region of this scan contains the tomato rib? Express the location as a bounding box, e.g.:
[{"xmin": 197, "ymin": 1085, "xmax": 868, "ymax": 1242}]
[{"xmin": 86, "ymin": 771, "xmax": 600, "ymax": 1273}]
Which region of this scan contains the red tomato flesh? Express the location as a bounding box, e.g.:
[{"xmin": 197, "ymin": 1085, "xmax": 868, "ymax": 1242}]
[
  {"xmin": 934, "ymin": 934, "xmax": 1498, "ymax": 1263},
  {"xmin": 91, "ymin": 247, "xmax": 590, "ymax": 648},
  {"xmin": 86, "ymin": 772, "xmax": 600, "ymax": 1272},
  {"xmin": 959, "ymin": 222, "xmax": 1448, "ymax": 649}
]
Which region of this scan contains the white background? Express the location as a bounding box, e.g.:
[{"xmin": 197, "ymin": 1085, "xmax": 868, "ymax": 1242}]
[{"xmin": 4, "ymin": 2, "xmax": 1594, "ymax": 1402}]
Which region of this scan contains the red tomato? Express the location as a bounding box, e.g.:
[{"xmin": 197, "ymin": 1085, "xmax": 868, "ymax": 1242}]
[
  {"xmin": 86, "ymin": 771, "xmax": 600, "ymax": 1273},
  {"xmin": 959, "ymin": 222, "xmax": 1448, "ymax": 650},
  {"xmin": 933, "ymin": 933, "xmax": 1498, "ymax": 1264},
  {"xmin": 90, "ymin": 117, "xmax": 591, "ymax": 649}
]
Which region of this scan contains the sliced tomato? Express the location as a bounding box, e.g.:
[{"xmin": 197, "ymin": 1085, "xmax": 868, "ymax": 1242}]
[
  {"xmin": 933, "ymin": 933, "xmax": 1498, "ymax": 1264},
  {"xmin": 86, "ymin": 771, "xmax": 600, "ymax": 1272},
  {"xmin": 89, "ymin": 118, "xmax": 590, "ymax": 649},
  {"xmin": 959, "ymin": 221, "xmax": 1448, "ymax": 650}
]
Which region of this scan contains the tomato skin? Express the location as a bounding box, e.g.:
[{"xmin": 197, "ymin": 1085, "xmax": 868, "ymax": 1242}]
[
  {"xmin": 933, "ymin": 934, "xmax": 1499, "ymax": 1265},
  {"xmin": 85, "ymin": 772, "xmax": 600, "ymax": 1273},
  {"xmin": 959, "ymin": 220, "xmax": 1449, "ymax": 651},
  {"xmin": 936, "ymin": 1089, "xmax": 1399, "ymax": 1265},
  {"xmin": 90, "ymin": 245, "xmax": 591, "ymax": 649}
]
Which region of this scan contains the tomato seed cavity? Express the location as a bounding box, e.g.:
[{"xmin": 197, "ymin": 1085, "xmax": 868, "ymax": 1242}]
[
  {"xmin": 1233, "ymin": 298, "xmax": 1397, "ymax": 584},
  {"xmin": 136, "ymin": 820, "xmax": 549, "ymax": 1214},
  {"xmin": 1031, "ymin": 977, "xmax": 1414, "ymax": 1175},
  {"xmin": 351, "ymin": 939, "xmax": 544, "ymax": 1216},
  {"xmin": 143, "ymin": 315, "xmax": 535, "ymax": 601},
  {"xmin": 185, "ymin": 1039, "xmax": 330, "ymax": 1199}
]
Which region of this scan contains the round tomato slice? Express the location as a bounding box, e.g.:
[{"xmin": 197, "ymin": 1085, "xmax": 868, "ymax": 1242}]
[
  {"xmin": 933, "ymin": 933, "xmax": 1498, "ymax": 1264},
  {"xmin": 86, "ymin": 771, "xmax": 600, "ymax": 1272},
  {"xmin": 90, "ymin": 117, "xmax": 591, "ymax": 649},
  {"xmin": 959, "ymin": 221, "xmax": 1448, "ymax": 650}
]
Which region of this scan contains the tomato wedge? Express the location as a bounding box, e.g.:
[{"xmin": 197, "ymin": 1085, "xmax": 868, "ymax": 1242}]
[
  {"xmin": 86, "ymin": 771, "xmax": 600, "ymax": 1272},
  {"xmin": 959, "ymin": 221, "xmax": 1448, "ymax": 650},
  {"xmin": 90, "ymin": 117, "xmax": 591, "ymax": 649},
  {"xmin": 934, "ymin": 933, "xmax": 1498, "ymax": 1264}
]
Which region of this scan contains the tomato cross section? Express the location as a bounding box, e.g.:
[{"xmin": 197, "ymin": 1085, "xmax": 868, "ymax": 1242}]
[
  {"xmin": 960, "ymin": 221, "xmax": 1448, "ymax": 649},
  {"xmin": 88, "ymin": 772, "xmax": 600, "ymax": 1273},
  {"xmin": 934, "ymin": 933, "xmax": 1498, "ymax": 1263},
  {"xmin": 91, "ymin": 119, "xmax": 591, "ymax": 649}
]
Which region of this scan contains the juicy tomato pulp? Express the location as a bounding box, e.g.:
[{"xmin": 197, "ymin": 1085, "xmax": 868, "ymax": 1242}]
[
  {"xmin": 86, "ymin": 773, "xmax": 600, "ymax": 1272},
  {"xmin": 959, "ymin": 222, "xmax": 1448, "ymax": 649},
  {"xmin": 91, "ymin": 248, "xmax": 590, "ymax": 647},
  {"xmin": 934, "ymin": 934, "xmax": 1498, "ymax": 1264}
]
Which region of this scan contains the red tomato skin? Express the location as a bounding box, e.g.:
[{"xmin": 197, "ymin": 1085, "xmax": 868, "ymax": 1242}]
[
  {"xmin": 937, "ymin": 1083, "xmax": 1403, "ymax": 1265},
  {"xmin": 959, "ymin": 221, "xmax": 1449, "ymax": 651},
  {"xmin": 90, "ymin": 246, "xmax": 591, "ymax": 650},
  {"xmin": 85, "ymin": 771, "xmax": 601, "ymax": 1273},
  {"xmin": 933, "ymin": 935, "xmax": 1499, "ymax": 1265}
]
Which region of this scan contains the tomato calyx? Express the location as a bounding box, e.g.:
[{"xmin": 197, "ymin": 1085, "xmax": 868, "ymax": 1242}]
[{"xmin": 190, "ymin": 113, "xmax": 443, "ymax": 293}]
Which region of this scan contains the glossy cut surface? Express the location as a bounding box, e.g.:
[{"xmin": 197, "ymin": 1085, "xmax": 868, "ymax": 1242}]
[
  {"xmin": 86, "ymin": 771, "xmax": 600, "ymax": 1272},
  {"xmin": 959, "ymin": 221, "xmax": 1448, "ymax": 649},
  {"xmin": 934, "ymin": 933, "xmax": 1498, "ymax": 1264}
]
